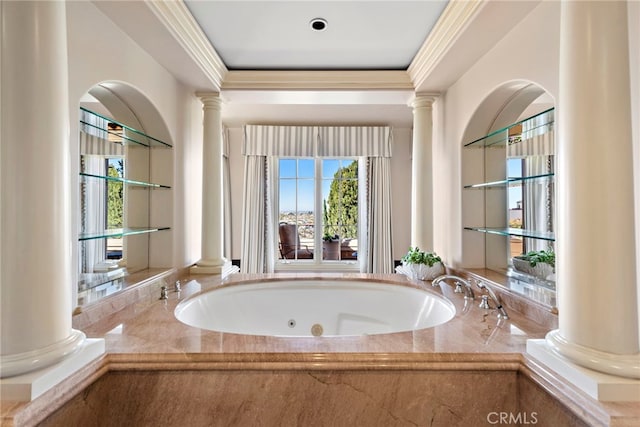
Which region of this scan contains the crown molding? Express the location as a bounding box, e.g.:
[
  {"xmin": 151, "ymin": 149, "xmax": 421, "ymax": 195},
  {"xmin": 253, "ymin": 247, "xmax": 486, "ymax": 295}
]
[
  {"xmin": 222, "ymin": 70, "xmax": 413, "ymax": 91},
  {"xmin": 408, "ymin": 0, "xmax": 485, "ymax": 89},
  {"xmin": 144, "ymin": 0, "xmax": 227, "ymax": 90}
]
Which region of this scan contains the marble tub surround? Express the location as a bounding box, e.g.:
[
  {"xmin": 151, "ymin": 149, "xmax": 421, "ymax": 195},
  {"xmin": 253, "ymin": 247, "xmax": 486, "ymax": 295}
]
[
  {"xmin": 80, "ymin": 273, "xmax": 550, "ymax": 355},
  {"xmin": 72, "ymin": 268, "xmax": 178, "ymax": 331},
  {"xmin": 461, "ymin": 268, "xmax": 559, "ymax": 331},
  {"xmin": 3, "ymin": 273, "xmax": 638, "ymax": 426},
  {"xmin": 41, "ymin": 369, "xmax": 525, "ymax": 427}
]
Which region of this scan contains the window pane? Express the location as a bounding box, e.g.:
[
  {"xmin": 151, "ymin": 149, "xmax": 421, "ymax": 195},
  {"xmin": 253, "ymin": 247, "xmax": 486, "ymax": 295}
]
[
  {"xmin": 279, "ymin": 180, "xmax": 297, "ymax": 213},
  {"xmin": 280, "ymin": 159, "xmax": 296, "ymax": 178},
  {"xmin": 322, "ymin": 159, "xmax": 340, "ymax": 179},
  {"xmin": 321, "ymin": 159, "xmax": 358, "ymax": 261},
  {"xmin": 297, "ymin": 159, "xmax": 314, "ymax": 178},
  {"xmin": 297, "ymin": 179, "xmax": 315, "ymax": 258}
]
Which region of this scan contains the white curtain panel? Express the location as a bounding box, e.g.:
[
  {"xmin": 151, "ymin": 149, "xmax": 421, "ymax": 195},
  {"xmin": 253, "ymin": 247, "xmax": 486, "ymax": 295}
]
[
  {"xmin": 223, "ymin": 128, "xmax": 232, "ymax": 260},
  {"xmin": 367, "ymin": 157, "xmax": 394, "ymax": 273},
  {"xmin": 240, "ymin": 155, "xmax": 267, "ymax": 273},
  {"xmin": 524, "ymin": 156, "xmax": 552, "ymax": 252},
  {"xmin": 265, "ymin": 157, "xmax": 279, "ymax": 273},
  {"xmin": 81, "ymin": 156, "xmax": 107, "ymax": 273}
]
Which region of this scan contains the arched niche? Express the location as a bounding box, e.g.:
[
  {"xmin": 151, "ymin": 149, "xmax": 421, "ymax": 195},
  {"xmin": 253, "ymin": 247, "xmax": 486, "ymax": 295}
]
[
  {"xmin": 77, "ymin": 81, "xmax": 174, "ymax": 306},
  {"xmin": 461, "ymin": 80, "xmax": 556, "ymax": 305}
]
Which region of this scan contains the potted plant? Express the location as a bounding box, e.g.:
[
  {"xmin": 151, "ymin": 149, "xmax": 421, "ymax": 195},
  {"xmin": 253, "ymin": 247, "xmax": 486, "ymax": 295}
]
[
  {"xmin": 397, "ymin": 247, "xmax": 445, "ymax": 281},
  {"xmin": 512, "ymin": 249, "xmax": 555, "ymax": 281},
  {"xmin": 322, "ymin": 233, "xmax": 340, "ymax": 260}
]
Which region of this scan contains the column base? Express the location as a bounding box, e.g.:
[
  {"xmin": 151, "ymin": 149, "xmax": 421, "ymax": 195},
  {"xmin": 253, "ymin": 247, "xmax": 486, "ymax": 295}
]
[
  {"xmin": 527, "ymin": 338, "xmax": 640, "ymax": 401},
  {"xmin": 190, "ymin": 259, "xmax": 239, "ymax": 278},
  {"xmin": 0, "ymin": 338, "xmax": 105, "ymax": 401},
  {"xmin": 0, "ymin": 329, "xmax": 86, "ymax": 378}
]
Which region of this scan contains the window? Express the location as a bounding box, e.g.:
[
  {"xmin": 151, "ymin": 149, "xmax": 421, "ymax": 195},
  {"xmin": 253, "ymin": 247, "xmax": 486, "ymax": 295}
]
[
  {"xmin": 277, "ymin": 158, "xmax": 360, "ymax": 265},
  {"xmin": 106, "ymin": 157, "xmax": 124, "ymax": 260}
]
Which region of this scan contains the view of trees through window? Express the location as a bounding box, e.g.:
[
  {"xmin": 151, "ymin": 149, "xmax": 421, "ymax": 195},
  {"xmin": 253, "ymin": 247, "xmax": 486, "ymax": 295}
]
[
  {"xmin": 107, "ymin": 158, "xmax": 124, "ymax": 229},
  {"xmin": 106, "ymin": 157, "xmax": 124, "ymax": 260},
  {"xmin": 278, "ymin": 158, "xmax": 359, "ymax": 262}
]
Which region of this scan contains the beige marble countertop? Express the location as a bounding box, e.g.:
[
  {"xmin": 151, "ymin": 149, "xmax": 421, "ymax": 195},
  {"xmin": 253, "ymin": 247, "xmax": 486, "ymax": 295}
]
[{"xmin": 80, "ymin": 273, "xmax": 550, "ymax": 356}]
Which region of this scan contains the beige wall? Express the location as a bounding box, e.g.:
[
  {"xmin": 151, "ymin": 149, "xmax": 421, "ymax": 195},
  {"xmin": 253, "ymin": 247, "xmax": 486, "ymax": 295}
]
[
  {"xmin": 225, "ymin": 126, "xmax": 413, "ymax": 262},
  {"xmin": 434, "ymin": 0, "xmax": 639, "ymax": 297},
  {"xmin": 434, "ymin": 1, "xmax": 561, "ymax": 267},
  {"xmin": 66, "ymin": 2, "xmax": 203, "ymax": 304}
]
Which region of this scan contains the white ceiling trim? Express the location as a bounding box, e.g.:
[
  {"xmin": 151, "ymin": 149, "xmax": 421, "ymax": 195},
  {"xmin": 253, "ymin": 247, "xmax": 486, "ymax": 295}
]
[
  {"xmin": 222, "ymin": 70, "xmax": 413, "ymax": 91},
  {"xmin": 145, "ymin": 0, "xmax": 228, "ymax": 90},
  {"xmin": 142, "ymin": 0, "xmax": 487, "ymax": 92},
  {"xmin": 408, "ymin": 0, "xmax": 485, "ymax": 89}
]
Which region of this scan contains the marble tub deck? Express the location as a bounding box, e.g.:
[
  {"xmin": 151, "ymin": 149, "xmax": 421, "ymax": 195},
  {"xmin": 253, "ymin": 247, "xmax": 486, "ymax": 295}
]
[{"xmin": 2, "ymin": 273, "xmax": 639, "ymax": 426}]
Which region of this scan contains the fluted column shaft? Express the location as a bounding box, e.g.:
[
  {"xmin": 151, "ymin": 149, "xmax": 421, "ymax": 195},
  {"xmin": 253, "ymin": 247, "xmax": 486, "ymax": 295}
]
[
  {"xmin": 411, "ymin": 95, "xmax": 436, "ymax": 251},
  {"xmin": 1, "ymin": 1, "xmax": 85, "ymax": 377},
  {"xmin": 192, "ymin": 93, "xmax": 226, "ymax": 273},
  {"xmin": 548, "ymin": 0, "xmax": 639, "ymax": 378}
]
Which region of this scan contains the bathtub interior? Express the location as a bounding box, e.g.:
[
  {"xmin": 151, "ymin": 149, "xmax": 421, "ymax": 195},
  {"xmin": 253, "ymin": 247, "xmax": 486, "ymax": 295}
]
[{"xmin": 174, "ymin": 280, "xmax": 456, "ymax": 337}]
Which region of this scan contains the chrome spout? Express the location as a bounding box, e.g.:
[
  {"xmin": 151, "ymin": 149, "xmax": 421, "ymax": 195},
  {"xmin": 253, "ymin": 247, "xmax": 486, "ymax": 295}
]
[
  {"xmin": 432, "ymin": 274, "xmax": 475, "ymax": 299},
  {"xmin": 475, "ymin": 281, "xmax": 509, "ymax": 319}
]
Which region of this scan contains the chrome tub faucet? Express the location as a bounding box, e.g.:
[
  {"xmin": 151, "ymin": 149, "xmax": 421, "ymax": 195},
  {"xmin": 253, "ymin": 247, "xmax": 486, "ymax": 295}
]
[
  {"xmin": 474, "ymin": 280, "xmax": 509, "ymax": 319},
  {"xmin": 432, "ymin": 274, "xmax": 475, "ymax": 300}
]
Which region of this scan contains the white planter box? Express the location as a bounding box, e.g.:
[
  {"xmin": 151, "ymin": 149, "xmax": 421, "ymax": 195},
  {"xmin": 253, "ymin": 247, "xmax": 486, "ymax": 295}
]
[
  {"xmin": 512, "ymin": 256, "xmax": 554, "ymax": 281},
  {"xmin": 396, "ymin": 262, "xmax": 445, "ymax": 281}
]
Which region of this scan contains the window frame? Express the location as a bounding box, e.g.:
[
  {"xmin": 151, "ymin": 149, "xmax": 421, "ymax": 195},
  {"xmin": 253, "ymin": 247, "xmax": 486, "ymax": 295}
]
[{"xmin": 273, "ymin": 156, "xmax": 364, "ymax": 272}]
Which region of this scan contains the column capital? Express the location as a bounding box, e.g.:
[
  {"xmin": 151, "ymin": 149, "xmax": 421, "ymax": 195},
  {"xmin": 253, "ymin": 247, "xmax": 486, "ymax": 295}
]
[
  {"xmin": 195, "ymin": 92, "xmax": 222, "ymax": 110},
  {"xmin": 410, "ymin": 93, "xmax": 439, "ymax": 109}
]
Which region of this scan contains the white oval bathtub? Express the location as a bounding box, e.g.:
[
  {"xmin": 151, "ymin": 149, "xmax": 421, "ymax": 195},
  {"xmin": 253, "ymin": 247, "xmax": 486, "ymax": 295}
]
[{"xmin": 174, "ymin": 280, "xmax": 456, "ymax": 337}]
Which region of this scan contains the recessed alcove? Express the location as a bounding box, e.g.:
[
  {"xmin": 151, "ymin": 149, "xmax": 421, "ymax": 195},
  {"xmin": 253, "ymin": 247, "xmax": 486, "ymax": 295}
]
[
  {"xmin": 461, "ymin": 81, "xmax": 556, "ymax": 309},
  {"xmin": 76, "ymin": 82, "xmax": 174, "ymax": 307}
]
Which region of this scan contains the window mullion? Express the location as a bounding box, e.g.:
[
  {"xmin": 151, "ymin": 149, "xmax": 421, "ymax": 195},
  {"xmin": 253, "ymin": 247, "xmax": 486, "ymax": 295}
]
[{"xmin": 314, "ymin": 157, "xmax": 322, "ymax": 264}]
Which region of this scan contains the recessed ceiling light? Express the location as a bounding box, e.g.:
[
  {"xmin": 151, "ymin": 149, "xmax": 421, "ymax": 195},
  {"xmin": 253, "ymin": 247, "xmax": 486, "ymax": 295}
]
[{"xmin": 310, "ymin": 18, "xmax": 327, "ymax": 32}]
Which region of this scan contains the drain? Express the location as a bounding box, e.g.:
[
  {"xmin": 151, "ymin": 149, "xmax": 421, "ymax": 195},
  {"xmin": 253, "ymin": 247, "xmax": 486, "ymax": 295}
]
[
  {"xmin": 287, "ymin": 319, "xmax": 296, "ymax": 328},
  {"xmin": 311, "ymin": 324, "xmax": 323, "ymax": 337}
]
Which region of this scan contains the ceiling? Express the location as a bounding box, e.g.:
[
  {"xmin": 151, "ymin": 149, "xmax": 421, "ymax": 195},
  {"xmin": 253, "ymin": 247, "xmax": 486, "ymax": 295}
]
[
  {"xmin": 184, "ymin": 0, "xmax": 448, "ymax": 70},
  {"xmin": 93, "ymin": 1, "xmax": 542, "ymax": 127}
]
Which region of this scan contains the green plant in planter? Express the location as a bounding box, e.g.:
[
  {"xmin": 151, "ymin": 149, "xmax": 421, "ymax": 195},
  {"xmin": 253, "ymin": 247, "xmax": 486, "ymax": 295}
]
[
  {"xmin": 520, "ymin": 250, "xmax": 555, "ymax": 267},
  {"xmin": 401, "ymin": 247, "xmax": 442, "ymax": 267},
  {"xmin": 322, "ymin": 232, "xmax": 340, "ymax": 242}
]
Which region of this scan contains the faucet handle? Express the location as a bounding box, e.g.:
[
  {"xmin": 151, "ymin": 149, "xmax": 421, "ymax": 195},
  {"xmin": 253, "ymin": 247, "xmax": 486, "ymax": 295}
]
[
  {"xmin": 479, "ymin": 295, "xmax": 491, "ymax": 309},
  {"xmin": 453, "ymin": 281, "xmax": 464, "ymax": 293}
]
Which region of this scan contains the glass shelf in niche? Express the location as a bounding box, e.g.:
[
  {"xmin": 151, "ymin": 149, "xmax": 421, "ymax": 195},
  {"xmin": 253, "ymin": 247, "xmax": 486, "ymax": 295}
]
[
  {"xmin": 464, "ymin": 226, "xmax": 555, "ymax": 242},
  {"xmin": 463, "ymin": 173, "xmax": 554, "ymax": 189},
  {"xmin": 79, "ymin": 172, "xmax": 171, "ymax": 189},
  {"xmin": 464, "ymin": 107, "xmax": 554, "ymax": 148},
  {"xmin": 80, "ymin": 107, "xmax": 172, "ymax": 149},
  {"xmin": 79, "ymin": 227, "xmax": 171, "ymax": 241}
]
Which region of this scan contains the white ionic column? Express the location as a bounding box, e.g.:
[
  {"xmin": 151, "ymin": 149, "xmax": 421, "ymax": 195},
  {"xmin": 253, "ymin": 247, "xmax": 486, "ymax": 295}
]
[
  {"xmin": 410, "ymin": 95, "xmax": 437, "ymax": 251},
  {"xmin": 191, "ymin": 93, "xmax": 231, "ymax": 275},
  {"xmin": 528, "ymin": 0, "xmax": 639, "ymax": 399},
  {"xmin": 0, "ymin": 1, "xmax": 93, "ymax": 380}
]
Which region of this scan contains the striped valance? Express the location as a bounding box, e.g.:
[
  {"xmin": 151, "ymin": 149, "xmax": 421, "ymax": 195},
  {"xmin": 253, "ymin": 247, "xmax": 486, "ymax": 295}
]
[
  {"xmin": 317, "ymin": 126, "xmax": 392, "ymax": 157},
  {"xmin": 243, "ymin": 125, "xmax": 393, "ymax": 158},
  {"xmin": 79, "ymin": 131, "xmax": 124, "ymax": 156},
  {"xmin": 508, "ymin": 130, "xmax": 555, "ymax": 157},
  {"xmin": 243, "ymin": 125, "xmax": 317, "ymax": 157}
]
